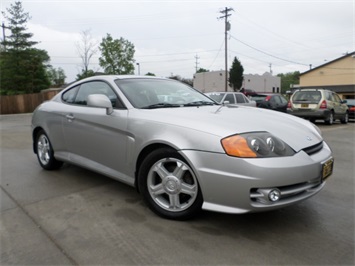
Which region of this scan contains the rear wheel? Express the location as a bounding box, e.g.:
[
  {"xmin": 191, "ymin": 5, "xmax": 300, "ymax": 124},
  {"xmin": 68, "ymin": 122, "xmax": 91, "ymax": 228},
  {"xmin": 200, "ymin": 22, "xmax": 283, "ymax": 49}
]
[
  {"xmin": 35, "ymin": 130, "xmax": 63, "ymax": 170},
  {"xmin": 138, "ymin": 148, "xmax": 203, "ymax": 220},
  {"xmin": 325, "ymin": 111, "xmax": 334, "ymax": 125}
]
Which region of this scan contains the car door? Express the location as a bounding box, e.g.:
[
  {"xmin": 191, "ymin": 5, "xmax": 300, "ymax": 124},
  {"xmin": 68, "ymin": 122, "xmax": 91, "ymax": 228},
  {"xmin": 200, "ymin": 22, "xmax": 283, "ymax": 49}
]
[
  {"xmin": 224, "ymin": 93, "xmax": 236, "ymax": 104},
  {"xmin": 332, "ymin": 93, "xmax": 347, "ymax": 117},
  {"xmin": 61, "ymin": 80, "xmax": 131, "ymax": 182},
  {"xmin": 235, "ymin": 93, "xmax": 246, "ymax": 106},
  {"xmin": 269, "ymin": 96, "xmax": 279, "ymax": 110}
]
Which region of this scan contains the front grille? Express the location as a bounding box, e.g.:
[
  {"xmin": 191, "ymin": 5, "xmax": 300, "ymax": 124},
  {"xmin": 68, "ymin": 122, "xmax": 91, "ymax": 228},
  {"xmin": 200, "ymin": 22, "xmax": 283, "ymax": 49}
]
[{"xmin": 302, "ymin": 141, "xmax": 323, "ymax": 155}]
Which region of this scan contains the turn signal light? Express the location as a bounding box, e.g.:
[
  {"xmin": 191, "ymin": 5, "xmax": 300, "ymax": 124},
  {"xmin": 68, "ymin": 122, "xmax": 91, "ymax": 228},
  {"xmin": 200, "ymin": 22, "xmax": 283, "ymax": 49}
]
[{"xmin": 221, "ymin": 135, "xmax": 257, "ymax": 158}]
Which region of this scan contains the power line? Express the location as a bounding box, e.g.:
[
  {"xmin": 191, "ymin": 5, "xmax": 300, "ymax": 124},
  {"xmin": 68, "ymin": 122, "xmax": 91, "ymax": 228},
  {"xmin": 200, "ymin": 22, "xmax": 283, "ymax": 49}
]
[{"xmin": 230, "ymin": 34, "xmax": 309, "ymax": 66}]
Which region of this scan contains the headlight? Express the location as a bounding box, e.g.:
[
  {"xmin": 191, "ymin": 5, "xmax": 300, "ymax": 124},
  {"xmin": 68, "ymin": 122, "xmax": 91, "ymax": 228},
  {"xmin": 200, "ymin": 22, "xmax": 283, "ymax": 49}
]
[{"xmin": 221, "ymin": 132, "xmax": 295, "ymax": 158}]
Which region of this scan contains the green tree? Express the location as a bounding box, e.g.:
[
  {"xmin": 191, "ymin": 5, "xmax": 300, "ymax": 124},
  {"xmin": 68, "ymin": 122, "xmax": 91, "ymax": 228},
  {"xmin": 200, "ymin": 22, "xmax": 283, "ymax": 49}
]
[
  {"xmin": 76, "ymin": 69, "xmax": 96, "ymax": 80},
  {"xmin": 196, "ymin": 68, "xmax": 209, "ymax": 73},
  {"xmin": 145, "ymin": 72, "xmax": 156, "ymax": 76},
  {"xmin": 228, "ymin": 57, "xmax": 244, "ymax": 92},
  {"xmin": 98, "ymin": 34, "xmax": 135, "ymax": 74},
  {"xmin": 0, "ymin": 1, "xmax": 50, "ymax": 94},
  {"xmin": 47, "ymin": 66, "xmax": 66, "ymax": 87},
  {"xmin": 277, "ymin": 71, "xmax": 300, "ymax": 94}
]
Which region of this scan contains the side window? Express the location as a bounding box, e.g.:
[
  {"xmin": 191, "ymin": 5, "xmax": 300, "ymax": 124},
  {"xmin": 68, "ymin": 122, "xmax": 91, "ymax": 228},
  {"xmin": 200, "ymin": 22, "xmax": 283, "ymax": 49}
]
[
  {"xmin": 326, "ymin": 91, "xmax": 333, "ymax": 101},
  {"xmin": 224, "ymin": 93, "xmax": 235, "ymax": 104},
  {"xmin": 333, "ymin": 93, "xmax": 341, "ymax": 103},
  {"xmin": 274, "ymin": 96, "xmax": 282, "ymax": 104},
  {"xmin": 235, "ymin": 94, "xmax": 246, "ymax": 103},
  {"xmin": 280, "ymin": 96, "xmax": 288, "ymax": 104},
  {"xmin": 74, "ymin": 81, "xmax": 120, "ymax": 107},
  {"xmin": 62, "ymin": 86, "xmax": 79, "ymax": 103}
]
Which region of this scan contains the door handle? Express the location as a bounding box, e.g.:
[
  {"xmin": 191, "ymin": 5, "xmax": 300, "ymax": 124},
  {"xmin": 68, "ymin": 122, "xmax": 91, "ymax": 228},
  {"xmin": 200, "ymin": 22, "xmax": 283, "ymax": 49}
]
[{"xmin": 66, "ymin": 114, "xmax": 75, "ymax": 121}]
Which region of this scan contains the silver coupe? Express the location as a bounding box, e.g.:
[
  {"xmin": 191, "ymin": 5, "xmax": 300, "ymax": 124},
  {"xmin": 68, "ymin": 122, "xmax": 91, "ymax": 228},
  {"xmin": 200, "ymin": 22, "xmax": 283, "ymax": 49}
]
[{"xmin": 32, "ymin": 75, "xmax": 334, "ymax": 220}]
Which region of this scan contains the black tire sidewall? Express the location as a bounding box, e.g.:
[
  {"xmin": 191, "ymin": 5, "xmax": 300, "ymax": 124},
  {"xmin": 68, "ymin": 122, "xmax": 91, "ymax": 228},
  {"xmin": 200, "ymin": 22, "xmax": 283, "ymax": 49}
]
[
  {"xmin": 138, "ymin": 147, "xmax": 203, "ymax": 220},
  {"xmin": 35, "ymin": 130, "xmax": 62, "ymax": 170}
]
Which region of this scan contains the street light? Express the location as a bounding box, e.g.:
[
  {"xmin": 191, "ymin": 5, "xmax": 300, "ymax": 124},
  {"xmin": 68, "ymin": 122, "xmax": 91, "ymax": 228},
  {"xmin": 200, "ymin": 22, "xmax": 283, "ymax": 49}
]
[{"xmin": 136, "ymin": 63, "xmax": 140, "ymax": 75}]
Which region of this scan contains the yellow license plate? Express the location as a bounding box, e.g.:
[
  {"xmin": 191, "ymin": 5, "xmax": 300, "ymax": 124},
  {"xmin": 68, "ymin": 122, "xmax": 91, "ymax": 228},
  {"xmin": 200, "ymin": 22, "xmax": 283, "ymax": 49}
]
[
  {"xmin": 322, "ymin": 158, "xmax": 334, "ymax": 181},
  {"xmin": 301, "ymin": 103, "xmax": 309, "ymax": 108}
]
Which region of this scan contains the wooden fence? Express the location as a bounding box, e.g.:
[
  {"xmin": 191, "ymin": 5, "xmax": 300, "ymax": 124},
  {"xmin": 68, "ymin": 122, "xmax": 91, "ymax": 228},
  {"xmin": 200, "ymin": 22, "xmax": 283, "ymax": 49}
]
[{"xmin": 1, "ymin": 90, "xmax": 60, "ymax": 115}]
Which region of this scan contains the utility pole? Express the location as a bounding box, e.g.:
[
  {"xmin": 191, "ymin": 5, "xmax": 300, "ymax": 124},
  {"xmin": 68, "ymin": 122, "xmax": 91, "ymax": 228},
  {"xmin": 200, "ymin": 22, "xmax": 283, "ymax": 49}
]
[
  {"xmin": 219, "ymin": 7, "xmax": 233, "ymax": 92},
  {"xmin": 194, "ymin": 54, "xmax": 200, "ymax": 72},
  {"xmin": 136, "ymin": 62, "xmax": 140, "ymax": 75},
  {"xmin": 1, "ymin": 22, "xmax": 10, "ymax": 51}
]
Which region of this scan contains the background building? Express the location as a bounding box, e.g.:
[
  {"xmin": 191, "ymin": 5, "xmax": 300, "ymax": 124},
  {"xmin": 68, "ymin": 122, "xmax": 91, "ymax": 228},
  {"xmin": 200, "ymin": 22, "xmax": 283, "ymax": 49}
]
[
  {"xmin": 299, "ymin": 52, "xmax": 355, "ymax": 99},
  {"xmin": 193, "ymin": 71, "xmax": 280, "ymax": 93}
]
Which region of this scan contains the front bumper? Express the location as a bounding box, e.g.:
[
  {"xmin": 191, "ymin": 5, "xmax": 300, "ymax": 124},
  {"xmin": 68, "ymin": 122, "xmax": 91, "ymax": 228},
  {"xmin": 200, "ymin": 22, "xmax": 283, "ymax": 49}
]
[{"xmin": 181, "ymin": 142, "xmax": 333, "ymax": 214}]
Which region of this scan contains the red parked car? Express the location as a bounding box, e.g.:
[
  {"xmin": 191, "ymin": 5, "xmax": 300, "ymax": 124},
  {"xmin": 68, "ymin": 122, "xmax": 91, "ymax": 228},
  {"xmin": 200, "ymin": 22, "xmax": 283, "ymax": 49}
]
[{"xmin": 346, "ymin": 99, "xmax": 355, "ymax": 120}]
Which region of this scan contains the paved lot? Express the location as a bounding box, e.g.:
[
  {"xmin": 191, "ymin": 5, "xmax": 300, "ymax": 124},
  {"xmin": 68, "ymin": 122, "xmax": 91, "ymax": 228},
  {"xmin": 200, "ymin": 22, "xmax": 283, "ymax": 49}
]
[{"xmin": 1, "ymin": 114, "xmax": 354, "ymax": 265}]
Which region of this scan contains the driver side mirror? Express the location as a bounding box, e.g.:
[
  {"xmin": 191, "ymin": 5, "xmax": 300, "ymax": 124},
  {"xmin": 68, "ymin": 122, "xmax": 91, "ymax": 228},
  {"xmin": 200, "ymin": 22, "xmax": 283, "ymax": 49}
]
[{"xmin": 87, "ymin": 94, "xmax": 113, "ymax": 115}]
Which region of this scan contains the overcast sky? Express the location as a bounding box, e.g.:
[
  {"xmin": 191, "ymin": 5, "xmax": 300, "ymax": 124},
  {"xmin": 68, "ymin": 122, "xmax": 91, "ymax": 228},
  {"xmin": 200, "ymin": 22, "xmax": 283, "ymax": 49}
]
[{"xmin": 1, "ymin": 0, "xmax": 354, "ymax": 82}]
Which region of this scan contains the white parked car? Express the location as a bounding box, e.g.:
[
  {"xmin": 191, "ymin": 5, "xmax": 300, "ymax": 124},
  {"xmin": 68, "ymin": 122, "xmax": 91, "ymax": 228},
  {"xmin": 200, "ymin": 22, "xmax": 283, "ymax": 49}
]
[{"xmin": 205, "ymin": 92, "xmax": 256, "ymax": 107}]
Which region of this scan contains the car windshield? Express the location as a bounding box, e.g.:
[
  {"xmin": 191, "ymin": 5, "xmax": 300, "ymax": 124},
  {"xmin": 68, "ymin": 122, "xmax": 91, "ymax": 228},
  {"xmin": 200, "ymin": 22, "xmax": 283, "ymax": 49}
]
[
  {"xmin": 293, "ymin": 91, "xmax": 321, "ymax": 103},
  {"xmin": 205, "ymin": 93, "xmax": 225, "ymax": 103},
  {"xmin": 115, "ymin": 78, "xmax": 215, "ymax": 109},
  {"xmin": 346, "ymin": 99, "xmax": 355, "ymax": 106},
  {"xmin": 251, "ymin": 95, "xmax": 267, "ymax": 101}
]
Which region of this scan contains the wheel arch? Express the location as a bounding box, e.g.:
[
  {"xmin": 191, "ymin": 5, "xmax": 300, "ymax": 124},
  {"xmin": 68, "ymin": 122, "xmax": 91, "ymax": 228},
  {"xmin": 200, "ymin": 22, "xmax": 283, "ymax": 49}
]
[{"xmin": 134, "ymin": 143, "xmax": 177, "ymax": 191}]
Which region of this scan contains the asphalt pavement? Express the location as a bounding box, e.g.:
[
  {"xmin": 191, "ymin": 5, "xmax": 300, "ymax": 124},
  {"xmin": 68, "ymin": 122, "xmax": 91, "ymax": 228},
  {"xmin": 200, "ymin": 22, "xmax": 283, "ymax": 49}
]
[{"xmin": 1, "ymin": 113, "xmax": 354, "ymax": 265}]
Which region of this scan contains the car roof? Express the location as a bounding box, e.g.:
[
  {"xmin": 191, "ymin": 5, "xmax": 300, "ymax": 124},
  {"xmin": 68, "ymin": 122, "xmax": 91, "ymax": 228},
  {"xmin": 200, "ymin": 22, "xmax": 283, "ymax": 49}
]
[
  {"xmin": 295, "ymin": 89, "xmax": 331, "ymax": 92},
  {"xmin": 81, "ymin": 75, "xmax": 168, "ymax": 81},
  {"xmin": 206, "ymin": 92, "xmax": 244, "ymax": 94},
  {"xmin": 253, "ymin": 93, "xmax": 280, "ymax": 96}
]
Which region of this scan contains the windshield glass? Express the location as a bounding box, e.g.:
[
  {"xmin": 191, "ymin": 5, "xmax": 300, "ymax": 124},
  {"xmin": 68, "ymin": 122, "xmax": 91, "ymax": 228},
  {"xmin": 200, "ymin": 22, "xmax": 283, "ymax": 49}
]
[
  {"xmin": 205, "ymin": 93, "xmax": 225, "ymax": 103},
  {"xmin": 251, "ymin": 95, "xmax": 267, "ymax": 102},
  {"xmin": 115, "ymin": 78, "xmax": 215, "ymax": 108}
]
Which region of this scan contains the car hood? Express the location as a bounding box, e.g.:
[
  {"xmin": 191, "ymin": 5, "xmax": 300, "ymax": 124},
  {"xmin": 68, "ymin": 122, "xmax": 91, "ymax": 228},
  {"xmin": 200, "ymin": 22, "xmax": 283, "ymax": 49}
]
[{"xmin": 131, "ymin": 105, "xmax": 323, "ymax": 152}]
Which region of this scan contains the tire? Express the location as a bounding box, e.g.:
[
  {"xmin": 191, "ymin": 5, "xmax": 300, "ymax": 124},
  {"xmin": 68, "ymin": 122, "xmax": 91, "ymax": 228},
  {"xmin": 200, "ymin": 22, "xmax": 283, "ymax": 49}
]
[
  {"xmin": 325, "ymin": 111, "xmax": 334, "ymax": 125},
  {"xmin": 341, "ymin": 112, "xmax": 349, "ymax": 124},
  {"xmin": 35, "ymin": 130, "xmax": 63, "ymax": 170},
  {"xmin": 138, "ymin": 148, "xmax": 203, "ymax": 220}
]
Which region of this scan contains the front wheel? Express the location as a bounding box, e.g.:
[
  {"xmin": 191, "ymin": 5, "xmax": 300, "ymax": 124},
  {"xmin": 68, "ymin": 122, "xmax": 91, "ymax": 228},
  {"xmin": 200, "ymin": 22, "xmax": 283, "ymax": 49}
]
[
  {"xmin": 138, "ymin": 148, "xmax": 203, "ymax": 220},
  {"xmin": 341, "ymin": 112, "xmax": 349, "ymax": 124},
  {"xmin": 35, "ymin": 130, "xmax": 63, "ymax": 170}
]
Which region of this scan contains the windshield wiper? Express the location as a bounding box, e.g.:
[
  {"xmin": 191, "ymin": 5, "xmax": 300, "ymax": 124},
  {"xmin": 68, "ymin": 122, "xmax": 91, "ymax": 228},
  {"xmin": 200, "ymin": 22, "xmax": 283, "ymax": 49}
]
[
  {"xmin": 141, "ymin": 103, "xmax": 182, "ymax": 109},
  {"xmin": 184, "ymin": 101, "xmax": 215, "ymax": 106}
]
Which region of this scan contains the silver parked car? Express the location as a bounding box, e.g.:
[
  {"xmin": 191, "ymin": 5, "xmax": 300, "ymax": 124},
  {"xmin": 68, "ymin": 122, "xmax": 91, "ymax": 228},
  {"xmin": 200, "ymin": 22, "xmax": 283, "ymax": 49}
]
[
  {"xmin": 32, "ymin": 76, "xmax": 334, "ymax": 220},
  {"xmin": 287, "ymin": 89, "xmax": 348, "ymax": 124},
  {"xmin": 205, "ymin": 91, "xmax": 256, "ymax": 107}
]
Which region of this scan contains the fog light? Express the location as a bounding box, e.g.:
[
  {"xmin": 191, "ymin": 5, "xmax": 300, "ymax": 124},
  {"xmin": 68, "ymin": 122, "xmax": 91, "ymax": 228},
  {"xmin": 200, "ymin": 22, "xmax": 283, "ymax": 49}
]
[{"xmin": 268, "ymin": 189, "xmax": 281, "ymax": 202}]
